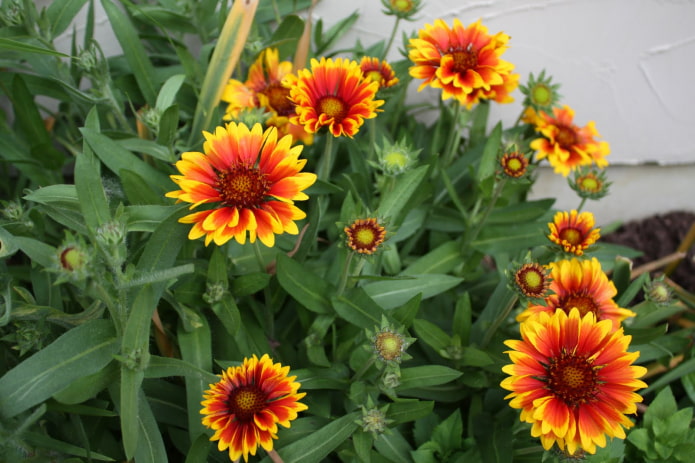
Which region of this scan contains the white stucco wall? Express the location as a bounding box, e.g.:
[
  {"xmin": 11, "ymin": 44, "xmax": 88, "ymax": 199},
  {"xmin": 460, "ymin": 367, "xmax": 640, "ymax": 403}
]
[{"xmin": 23, "ymin": 0, "xmax": 695, "ymax": 224}]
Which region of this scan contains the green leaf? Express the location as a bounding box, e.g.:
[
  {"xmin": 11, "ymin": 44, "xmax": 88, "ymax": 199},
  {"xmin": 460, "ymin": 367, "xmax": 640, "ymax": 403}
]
[
  {"xmin": 398, "ymin": 366, "xmax": 463, "ymax": 390},
  {"xmin": 185, "ymin": 433, "xmax": 212, "ymax": 463},
  {"xmin": 332, "ymin": 288, "xmax": 384, "ymax": 329},
  {"xmin": 46, "ymin": 0, "xmax": 89, "ymax": 38},
  {"xmin": 363, "ymin": 274, "xmax": 463, "ymax": 310},
  {"xmin": 412, "ymin": 318, "xmax": 451, "ymax": 353},
  {"xmin": 378, "ymin": 165, "xmax": 428, "ymax": 224},
  {"xmin": 0, "ymin": 37, "xmax": 69, "ymax": 57},
  {"xmin": 401, "ymin": 240, "xmax": 462, "ymax": 275},
  {"xmin": 102, "ymin": 0, "xmax": 157, "ymax": 105},
  {"xmin": 374, "ymin": 429, "xmax": 413, "ymax": 463},
  {"xmin": 0, "ymin": 319, "xmax": 118, "ymax": 418},
  {"xmin": 276, "ymin": 254, "xmax": 333, "ymax": 314},
  {"xmin": 133, "ymin": 390, "xmax": 168, "ymax": 463},
  {"xmin": 53, "ymin": 362, "xmax": 119, "ymax": 405},
  {"xmin": 178, "ymin": 315, "xmax": 212, "ymax": 441},
  {"xmin": 261, "ymin": 412, "xmax": 360, "ymax": 463},
  {"xmin": 23, "ymin": 431, "xmax": 116, "ymax": 461},
  {"xmin": 486, "ymin": 199, "xmax": 555, "ymax": 225},
  {"xmin": 75, "ymin": 108, "xmax": 111, "ymax": 232},
  {"xmin": 120, "ymin": 285, "xmax": 155, "ymax": 459},
  {"xmin": 211, "ymin": 298, "xmax": 241, "ymax": 336},
  {"xmin": 645, "ymin": 357, "xmax": 695, "ymax": 395},
  {"xmin": 145, "ymin": 355, "xmax": 218, "ymax": 384},
  {"xmin": 387, "ymin": 400, "xmax": 434, "ymax": 425},
  {"xmin": 155, "ymin": 73, "xmax": 186, "ymax": 110},
  {"xmin": 231, "ymin": 272, "xmax": 272, "ymax": 296},
  {"xmin": 267, "ymin": 14, "xmax": 305, "ymax": 59},
  {"xmin": 120, "ymin": 169, "xmax": 167, "ymax": 205},
  {"xmin": 471, "ymin": 222, "xmax": 548, "ymax": 254},
  {"xmin": 11, "ymin": 75, "xmax": 63, "ymax": 169},
  {"xmin": 80, "ymin": 128, "xmax": 171, "ymax": 194},
  {"xmin": 126, "ymin": 205, "xmax": 180, "ymax": 232},
  {"xmin": 476, "ymin": 122, "xmax": 502, "ymax": 185},
  {"xmin": 644, "ymin": 386, "xmax": 677, "ymax": 429}
]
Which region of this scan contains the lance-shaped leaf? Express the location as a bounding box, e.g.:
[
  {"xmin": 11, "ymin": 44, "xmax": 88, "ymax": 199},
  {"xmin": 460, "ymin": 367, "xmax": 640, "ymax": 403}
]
[{"xmin": 189, "ymin": 0, "xmax": 259, "ymax": 144}]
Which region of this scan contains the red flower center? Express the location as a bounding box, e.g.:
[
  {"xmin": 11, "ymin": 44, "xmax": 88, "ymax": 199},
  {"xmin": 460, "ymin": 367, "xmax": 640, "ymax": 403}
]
[
  {"xmin": 559, "ymin": 227, "xmax": 583, "ymax": 245},
  {"xmin": 451, "ymin": 47, "xmax": 478, "ymax": 73},
  {"xmin": 345, "ymin": 219, "xmax": 386, "ymax": 254},
  {"xmin": 227, "ymin": 386, "xmax": 268, "ymax": 422},
  {"xmin": 216, "ymin": 164, "xmax": 270, "ymax": 208},
  {"xmin": 263, "ymin": 83, "xmax": 295, "ymax": 116},
  {"xmin": 515, "ymin": 264, "xmax": 547, "ymax": 298},
  {"xmin": 555, "ymin": 125, "xmax": 578, "ymax": 149},
  {"xmin": 546, "ymin": 353, "xmax": 599, "ymax": 407},
  {"xmin": 318, "ymin": 96, "xmax": 348, "ymax": 122},
  {"xmin": 559, "ymin": 292, "xmax": 600, "ymax": 317}
]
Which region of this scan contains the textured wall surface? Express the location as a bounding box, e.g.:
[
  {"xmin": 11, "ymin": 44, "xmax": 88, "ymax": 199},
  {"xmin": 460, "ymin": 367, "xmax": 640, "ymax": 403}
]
[
  {"xmin": 314, "ymin": 0, "xmax": 695, "ymax": 166},
  {"xmin": 28, "ymin": 0, "xmax": 695, "ymax": 223}
]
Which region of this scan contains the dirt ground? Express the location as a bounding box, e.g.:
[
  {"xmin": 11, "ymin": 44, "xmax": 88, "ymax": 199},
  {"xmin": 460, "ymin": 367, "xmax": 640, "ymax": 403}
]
[{"xmin": 602, "ymin": 210, "xmax": 695, "ymax": 294}]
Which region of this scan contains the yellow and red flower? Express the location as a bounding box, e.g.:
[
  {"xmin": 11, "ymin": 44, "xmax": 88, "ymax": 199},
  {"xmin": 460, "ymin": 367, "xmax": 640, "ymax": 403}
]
[
  {"xmin": 288, "ymin": 57, "xmax": 383, "ymax": 137},
  {"xmin": 201, "ymin": 354, "xmax": 308, "ymax": 462},
  {"xmin": 408, "ymin": 18, "xmax": 518, "ymax": 108},
  {"xmin": 547, "ymin": 210, "xmax": 600, "ymax": 256},
  {"xmin": 513, "ymin": 262, "xmax": 551, "ymax": 299},
  {"xmin": 501, "ymin": 308, "xmax": 647, "ymax": 455},
  {"xmin": 166, "ymin": 122, "xmax": 316, "ymax": 247},
  {"xmin": 530, "ymin": 105, "xmax": 610, "ymax": 176},
  {"xmin": 359, "ymin": 56, "xmax": 399, "ymax": 90},
  {"xmin": 345, "ymin": 218, "xmax": 387, "ymax": 255},
  {"xmin": 221, "ymin": 48, "xmax": 312, "ymax": 144},
  {"xmin": 516, "ymin": 257, "xmax": 635, "ymax": 331},
  {"xmin": 500, "ymin": 151, "xmax": 529, "ymax": 178}
]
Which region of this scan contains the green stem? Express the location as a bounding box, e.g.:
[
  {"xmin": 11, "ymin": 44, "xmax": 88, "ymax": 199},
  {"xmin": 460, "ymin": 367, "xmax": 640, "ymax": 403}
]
[
  {"xmin": 442, "ymin": 100, "xmax": 462, "ymax": 166},
  {"xmin": 381, "ymin": 17, "xmax": 401, "ymax": 60},
  {"xmin": 318, "ymin": 134, "xmax": 334, "ymax": 182},
  {"xmin": 368, "ymin": 117, "xmax": 377, "ymax": 164},
  {"xmin": 253, "ymin": 241, "xmax": 275, "ymax": 338},
  {"xmin": 351, "ymin": 356, "xmax": 376, "ymax": 382},
  {"xmin": 336, "ymin": 251, "xmax": 354, "ymax": 297},
  {"xmin": 576, "ymin": 196, "xmax": 587, "ymax": 212},
  {"xmin": 462, "ymin": 178, "xmax": 507, "ymax": 251},
  {"xmin": 481, "ymin": 292, "xmax": 518, "ymax": 348}
]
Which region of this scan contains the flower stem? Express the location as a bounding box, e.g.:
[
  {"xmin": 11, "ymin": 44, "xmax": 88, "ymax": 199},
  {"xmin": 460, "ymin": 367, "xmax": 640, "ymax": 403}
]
[
  {"xmin": 253, "ymin": 241, "xmax": 275, "ymax": 338},
  {"xmin": 576, "ymin": 196, "xmax": 587, "ymax": 212},
  {"xmin": 462, "ymin": 178, "xmax": 507, "ymax": 251},
  {"xmin": 382, "ymin": 17, "xmax": 401, "ymax": 60},
  {"xmin": 351, "ymin": 356, "xmax": 376, "ymax": 382},
  {"xmin": 318, "ymin": 134, "xmax": 334, "ymax": 182},
  {"xmin": 267, "ymin": 449, "xmax": 285, "ymax": 463},
  {"xmin": 442, "ymin": 100, "xmax": 462, "ymax": 166},
  {"xmin": 481, "ymin": 292, "xmax": 518, "ymax": 348},
  {"xmin": 336, "ymin": 251, "xmax": 354, "ymax": 297}
]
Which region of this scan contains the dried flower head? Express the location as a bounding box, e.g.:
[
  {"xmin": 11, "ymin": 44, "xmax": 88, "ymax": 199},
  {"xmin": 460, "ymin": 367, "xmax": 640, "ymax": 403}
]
[{"xmin": 345, "ymin": 218, "xmax": 387, "ymax": 255}]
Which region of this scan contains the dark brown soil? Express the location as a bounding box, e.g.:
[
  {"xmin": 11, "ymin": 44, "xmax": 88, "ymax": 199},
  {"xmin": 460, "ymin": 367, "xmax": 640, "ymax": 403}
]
[{"xmin": 602, "ymin": 210, "xmax": 695, "ymax": 293}]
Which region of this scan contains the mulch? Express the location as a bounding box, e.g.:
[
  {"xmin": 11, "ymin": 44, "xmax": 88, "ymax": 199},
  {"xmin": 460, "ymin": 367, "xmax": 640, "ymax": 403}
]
[{"xmin": 602, "ymin": 210, "xmax": 695, "ymax": 293}]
